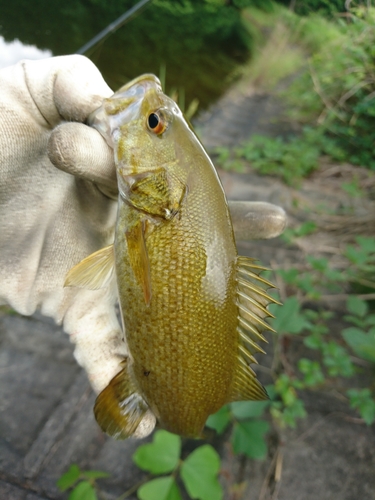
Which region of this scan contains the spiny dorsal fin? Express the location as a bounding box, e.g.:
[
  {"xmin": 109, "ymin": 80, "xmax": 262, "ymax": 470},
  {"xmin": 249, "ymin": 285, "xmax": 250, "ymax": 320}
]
[
  {"xmin": 230, "ymin": 358, "xmax": 269, "ymax": 402},
  {"xmin": 94, "ymin": 358, "xmax": 151, "ymax": 440},
  {"xmin": 236, "ymin": 255, "xmax": 280, "ymax": 353},
  {"xmin": 229, "ymin": 256, "xmax": 280, "ymax": 403},
  {"xmin": 64, "ymin": 245, "xmax": 114, "ymax": 289}
]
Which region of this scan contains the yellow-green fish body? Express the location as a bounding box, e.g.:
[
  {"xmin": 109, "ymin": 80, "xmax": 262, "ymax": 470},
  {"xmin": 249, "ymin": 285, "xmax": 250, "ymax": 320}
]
[{"xmin": 66, "ymin": 75, "xmax": 277, "ymax": 439}]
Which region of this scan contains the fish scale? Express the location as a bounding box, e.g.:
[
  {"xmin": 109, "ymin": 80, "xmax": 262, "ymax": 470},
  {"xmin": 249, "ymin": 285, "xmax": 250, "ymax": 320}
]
[{"xmin": 65, "ymin": 74, "xmax": 278, "ymax": 439}]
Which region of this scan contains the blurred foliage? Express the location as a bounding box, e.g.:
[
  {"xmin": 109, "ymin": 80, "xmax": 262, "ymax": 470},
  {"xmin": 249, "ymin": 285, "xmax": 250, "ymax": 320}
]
[
  {"xmin": 276, "ymin": 0, "xmax": 346, "ymax": 16},
  {"xmin": 212, "ymin": 3, "xmax": 375, "ymax": 175},
  {"xmin": 214, "ymin": 127, "xmax": 345, "ymax": 185},
  {"xmin": 206, "ymin": 399, "xmax": 271, "ymax": 460},
  {"xmin": 284, "ymin": 7, "xmax": 375, "ymax": 169},
  {"xmin": 0, "ymin": 0, "xmax": 254, "ymax": 108},
  {"xmin": 57, "ymin": 464, "xmax": 109, "ymax": 500}
]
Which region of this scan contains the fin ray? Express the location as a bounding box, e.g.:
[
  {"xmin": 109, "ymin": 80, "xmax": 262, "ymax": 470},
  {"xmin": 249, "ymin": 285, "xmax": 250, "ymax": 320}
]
[
  {"xmin": 238, "ymin": 316, "xmax": 268, "ymax": 343},
  {"xmin": 238, "ymin": 267, "xmax": 275, "ymax": 288},
  {"xmin": 238, "ymin": 303, "xmax": 276, "ymax": 332},
  {"xmin": 230, "ymin": 255, "xmax": 279, "ymax": 404},
  {"xmin": 64, "ymin": 245, "xmax": 114, "ymax": 289},
  {"xmin": 94, "ymin": 359, "xmax": 150, "ymax": 440},
  {"xmin": 237, "ymin": 277, "xmax": 282, "ymax": 305},
  {"xmin": 238, "ymin": 327, "xmax": 267, "ymax": 354},
  {"xmin": 126, "ymin": 220, "xmax": 152, "ymax": 305},
  {"xmin": 230, "ymin": 362, "xmax": 268, "ymax": 402}
]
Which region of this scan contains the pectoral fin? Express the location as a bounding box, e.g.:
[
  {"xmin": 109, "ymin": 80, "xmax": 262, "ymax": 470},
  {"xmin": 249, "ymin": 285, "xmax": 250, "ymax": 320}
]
[
  {"xmin": 230, "ymin": 256, "xmax": 281, "ymax": 402},
  {"xmin": 94, "ymin": 358, "xmax": 154, "ymax": 439},
  {"xmin": 126, "ymin": 219, "xmax": 152, "ymax": 305},
  {"xmin": 122, "ymin": 168, "xmax": 185, "ymax": 220},
  {"xmin": 64, "ymin": 245, "xmax": 114, "ymax": 289}
]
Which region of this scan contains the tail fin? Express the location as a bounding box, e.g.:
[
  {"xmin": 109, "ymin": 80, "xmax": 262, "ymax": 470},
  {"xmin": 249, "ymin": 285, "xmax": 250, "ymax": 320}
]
[{"xmin": 94, "ymin": 358, "xmax": 155, "ymax": 439}]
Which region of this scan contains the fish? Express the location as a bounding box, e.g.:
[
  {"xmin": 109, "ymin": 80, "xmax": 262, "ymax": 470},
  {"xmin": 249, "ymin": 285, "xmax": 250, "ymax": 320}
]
[{"xmin": 65, "ymin": 74, "xmax": 279, "ymax": 439}]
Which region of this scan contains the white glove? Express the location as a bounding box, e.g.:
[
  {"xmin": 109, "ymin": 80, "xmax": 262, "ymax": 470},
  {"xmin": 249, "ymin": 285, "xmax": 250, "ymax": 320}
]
[
  {"xmin": 0, "ymin": 55, "xmax": 286, "ymax": 396},
  {"xmin": 0, "ymin": 55, "xmax": 126, "ymax": 392}
]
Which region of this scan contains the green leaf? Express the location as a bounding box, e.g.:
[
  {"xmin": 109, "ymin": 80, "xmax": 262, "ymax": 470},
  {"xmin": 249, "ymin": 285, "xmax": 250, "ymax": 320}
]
[
  {"xmin": 82, "ymin": 470, "xmax": 110, "ymax": 480},
  {"xmin": 322, "ymin": 342, "xmax": 354, "ymax": 377},
  {"xmin": 342, "ymin": 327, "xmax": 375, "ymax": 363},
  {"xmin": 304, "ymin": 332, "xmax": 324, "ymax": 350},
  {"xmin": 231, "ymin": 420, "xmax": 269, "ymax": 459},
  {"xmin": 138, "ymin": 477, "xmax": 182, "ymax": 500},
  {"xmin": 356, "ymin": 236, "xmax": 375, "ymax": 254},
  {"xmin": 271, "ymin": 398, "xmax": 306, "ymax": 428},
  {"xmin": 277, "ymin": 268, "xmax": 299, "ymax": 284},
  {"xmin": 295, "ymin": 221, "xmax": 317, "ymax": 237},
  {"xmin": 57, "ymin": 464, "xmax": 81, "ymax": 491},
  {"xmin": 230, "ymin": 400, "xmax": 269, "ymax": 420},
  {"xmin": 68, "ymin": 481, "xmax": 97, "ymax": 500},
  {"xmin": 180, "ymin": 445, "xmax": 222, "ymax": 500},
  {"xmin": 298, "ymin": 358, "xmax": 324, "ymax": 387},
  {"xmin": 346, "ymin": 296, "xmax": 368, "ymax": 318},
  {"xmin": 205, "ymin": 405, "xmax": 231, "ymax": 434},
  {"xmin": 265, "ymin": 384, "xmax": 276, "ymax": 400},
  {"xmin": 133, "ymin": 431, "xmax": 181, "ymax": 474},
  {"xmin": 342, "ymin": 180, "xmax": 363, "ymax": 198},
  {"xmin": 347, "ymin": 389, "xmax": 375, "ymax": 425},
  {"xmin": 306, "ymin": 256, "xmax": 328, "ymax": 272},
  {"xmin": 271, "ymin": 297, "xmax": 310, "ymax": 334}
]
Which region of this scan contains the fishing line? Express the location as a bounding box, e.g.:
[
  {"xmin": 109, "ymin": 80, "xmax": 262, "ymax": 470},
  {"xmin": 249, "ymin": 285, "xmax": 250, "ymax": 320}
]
[{"xmin": 76, "ymin": 0, "xmax": 154, "ymax": 56}]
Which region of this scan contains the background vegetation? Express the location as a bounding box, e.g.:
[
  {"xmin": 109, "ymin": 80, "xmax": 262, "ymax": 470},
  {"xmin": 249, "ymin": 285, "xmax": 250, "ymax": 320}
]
[{"xmin": 0, "ymin": 0, "xmax": 252, "ymax": 107}]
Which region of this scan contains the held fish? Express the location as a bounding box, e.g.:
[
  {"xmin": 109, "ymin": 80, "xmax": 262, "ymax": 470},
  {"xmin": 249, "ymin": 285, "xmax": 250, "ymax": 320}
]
[{"xmin": 65, "ymin": 74, "xmax": 280, "ymax": 439}]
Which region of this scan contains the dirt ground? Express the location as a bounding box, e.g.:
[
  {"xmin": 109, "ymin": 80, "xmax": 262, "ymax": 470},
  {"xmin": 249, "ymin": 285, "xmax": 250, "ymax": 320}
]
[{"xmin": 1, "ymin": 76, "xmax": 375, "ymax": 500}]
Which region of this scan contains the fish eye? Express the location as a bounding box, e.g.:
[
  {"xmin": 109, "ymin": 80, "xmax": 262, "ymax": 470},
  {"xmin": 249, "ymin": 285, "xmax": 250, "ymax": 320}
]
[{"xmin": 147, "ymin": 110, "xmax": 167, "ymax": 135}]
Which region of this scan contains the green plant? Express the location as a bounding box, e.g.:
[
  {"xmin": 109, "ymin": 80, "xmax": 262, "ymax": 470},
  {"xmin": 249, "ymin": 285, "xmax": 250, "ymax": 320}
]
[
  {"xmin": 268, "ymin": 234, "xmax": 375, "ymax": 426},
  {"xmin": 213, "ymin": 146, "xmax": 245, "ymax": 173},
  {"xmin": 133, "ymin": 430, "xmax": 222, "ymax": 500},
  {"xmin": 237, "ymin": 133, "xmax": 320, "ymax": 184},
  {"xmin": 347, "ymin": 388, "xmax": 375, "ymax": 425},
  {"xmin": 57, "ymin": 464, "xmax": 110, "ymax": 500},
  {"xmin": 344, "ymin": 236, "xmax": 375, "ymax": 288},
  {"xmin": 342, "ymin": 296, "xmax": 375, "ymax": 363},
  {"xmin": 206, "ymin": 399, "xmax": 271, "ymax": 460},
  {"xmin": 285, "ymin": 7, "xmax": 375, "ymax": 170},
  {"xmin": 280, "ymin": 221, "xmax": 318, "ymax": 244},
  {"xmin": 218, "ymin": 127, "xmax": 345, "ymax": 185},
  {"xmin": 57, "ymin": 432, "xmax": 222, "ymax": 500},
  {"xmin": 275, "ymin": 0, "xmax": 347, "ymax": 17}
]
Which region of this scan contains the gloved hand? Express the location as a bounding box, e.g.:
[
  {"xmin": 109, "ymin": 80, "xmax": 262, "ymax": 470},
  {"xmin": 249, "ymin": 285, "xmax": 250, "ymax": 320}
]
[
  {"xmin": 0, "ymin": 55, "xmax": 286, "ymax": 398},
  {"xmin": 0, "ymin": 55, "xmax": 125, "ymax": 393}
]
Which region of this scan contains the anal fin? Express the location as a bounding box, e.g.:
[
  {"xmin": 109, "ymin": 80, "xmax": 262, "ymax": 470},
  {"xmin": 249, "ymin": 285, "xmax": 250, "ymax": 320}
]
[{"xmin": 94, "ymin": 358, "xmax": 152, "ymax": 439}]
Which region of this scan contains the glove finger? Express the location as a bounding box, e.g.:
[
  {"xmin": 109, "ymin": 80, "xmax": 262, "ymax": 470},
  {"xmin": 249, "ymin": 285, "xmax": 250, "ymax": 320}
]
[
  {"xmin": 53, "ymin": 55, "xmax": 113, "ymax": 121},
  {"xmin": 48, "ymin": 122, "xmax": 118, "ymax": 199},
  {"xmin": 229, "ymin": 201, "xmax": 286, "ymax": 241},
  {"xmin": 23, "ymin": 55, "xmax": 113, "ymax": 127}
]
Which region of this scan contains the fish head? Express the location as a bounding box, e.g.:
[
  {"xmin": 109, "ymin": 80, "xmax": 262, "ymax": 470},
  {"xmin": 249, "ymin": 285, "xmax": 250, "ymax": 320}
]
[{"xmin": 89, "ymin": 74, "xmax": 211, "ymax": 202}]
